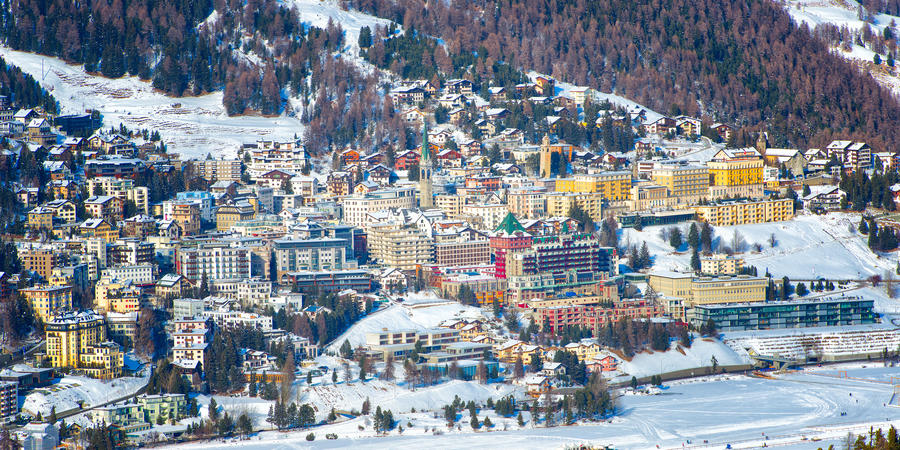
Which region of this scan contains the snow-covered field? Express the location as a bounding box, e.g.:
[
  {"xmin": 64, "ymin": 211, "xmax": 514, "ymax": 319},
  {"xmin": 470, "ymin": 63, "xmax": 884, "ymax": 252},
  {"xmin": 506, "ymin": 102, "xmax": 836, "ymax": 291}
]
[
  {"xmin": 621, "ymin": 212, "xmax": 897, "ymax": 279},
  {"xmin": 169, "ymin": 364, "xmax": 900, "ymax": 449},
  {"xmin": 22, "ymin": 372, "xmax": 149, "ymax": 417},
  {"xmin": 0, "ymin": 47, "xmax": 303, "ymax": 159}
]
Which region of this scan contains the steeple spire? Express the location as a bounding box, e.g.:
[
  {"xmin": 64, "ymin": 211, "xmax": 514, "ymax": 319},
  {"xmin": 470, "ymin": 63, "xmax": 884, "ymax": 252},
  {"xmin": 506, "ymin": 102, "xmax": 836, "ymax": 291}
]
[{"xmin": 419, "ymin": 119, "xmax": 433, "ymax": 209}]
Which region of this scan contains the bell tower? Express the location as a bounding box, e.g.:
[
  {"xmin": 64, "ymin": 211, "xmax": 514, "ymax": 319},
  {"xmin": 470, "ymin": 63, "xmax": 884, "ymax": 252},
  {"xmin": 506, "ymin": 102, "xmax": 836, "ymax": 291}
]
[{"xmin": 419, "ymin": 122, "xmax": 434, "ymax": 209}]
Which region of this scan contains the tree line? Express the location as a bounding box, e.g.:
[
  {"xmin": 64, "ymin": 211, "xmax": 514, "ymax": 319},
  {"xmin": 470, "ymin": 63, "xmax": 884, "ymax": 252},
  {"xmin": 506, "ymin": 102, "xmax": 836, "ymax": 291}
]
[{"xmin": 348, "ymin": 0, "xmax": 900, "ymax": 151}]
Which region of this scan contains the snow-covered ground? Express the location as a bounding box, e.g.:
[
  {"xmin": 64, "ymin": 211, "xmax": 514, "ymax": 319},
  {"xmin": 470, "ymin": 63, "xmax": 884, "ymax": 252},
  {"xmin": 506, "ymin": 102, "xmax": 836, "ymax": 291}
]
[
  {"xmin": 621, "ymin": 212, "xmax": 897, "ymax": 279},
  {"xmin": 325, "ymin": 299, "xmax": 488, "ymax": 353},
  {"xmin": 21, "ymin": 371, "xmax": 149, "ymax": 417},
  {"xmin": 168, "ymin": 364, "xmax": 900, "ymax": 449},
  {"xmin": 0, "ymin": 48, "xmax": 304, "ymax": 159},
  {"xmin": 289, "ymin": 0, "xmax": 395, "ymax": 55},
  {"xmin": 617, "ymin": 337, "xmax": 746, "ymax": 379}
]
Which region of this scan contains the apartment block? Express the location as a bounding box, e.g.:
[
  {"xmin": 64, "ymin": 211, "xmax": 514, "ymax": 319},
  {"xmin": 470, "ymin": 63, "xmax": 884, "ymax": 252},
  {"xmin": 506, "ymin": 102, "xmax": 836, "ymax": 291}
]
[{"xmin": 694, "ymin": 198, "xmax": 794, "ymax": 226}]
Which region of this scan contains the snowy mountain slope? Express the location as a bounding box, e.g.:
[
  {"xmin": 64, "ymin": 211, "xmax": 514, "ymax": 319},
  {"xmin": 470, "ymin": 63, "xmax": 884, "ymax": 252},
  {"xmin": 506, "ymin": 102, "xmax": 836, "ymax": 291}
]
[
  {"xmin": 784, "ymin": 0, "xmax": 900, "ymax": 95},
  {"xmin": 288, "ymin": 0, "xmax": 395, "ymax": 54},
  {"xmin": 0, "ymin": 47, "xmax": 304, "ymax": 159}
]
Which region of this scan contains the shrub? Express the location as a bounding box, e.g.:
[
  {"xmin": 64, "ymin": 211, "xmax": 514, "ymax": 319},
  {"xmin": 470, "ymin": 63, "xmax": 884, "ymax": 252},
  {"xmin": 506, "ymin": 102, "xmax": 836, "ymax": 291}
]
[{"xmin": 306, "ymin": 433, "xmax": 315, "ymax": 441}]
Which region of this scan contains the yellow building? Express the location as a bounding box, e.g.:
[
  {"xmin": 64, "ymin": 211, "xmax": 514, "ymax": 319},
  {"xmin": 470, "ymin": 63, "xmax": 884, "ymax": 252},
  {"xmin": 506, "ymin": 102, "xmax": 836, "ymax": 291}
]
[
  {"xmin": 707, "ymin": 148, "xmax": 765, "ymax": 199},
  {"xmin": 629, "ymin": 183, "xmax": 669, "ymax": 211},
  {"xmin": 694, "ymin": 198, "xmax": 793, "ymax": 226},
  {"xmin": 22, "ymin": 285, "xmax": 72, "ymax": 323},
  {"xmin": 700, "ymin": 254, "xmax": 744, "ymax": 276},
  {"xmin": 434, "ymin": 194, "xmax": 464, "ymax": 218},
  {"xmin": 649, "ymin": 272, "xmax": 767, "ymax": 319},
  {"xmin": 215, "ymin": 203, "xmax": 256, "ymax": 232},
  {"xmin": 545, "ymin": 192, "xmax": 604, "ymax": 221},
  {"xmin": 45, "ymin": 310, "xmax": 123, "ymax": 379},
  {"xmin": 94, "ymin": 278, "xmax": 141, "ymax": 313},
  {"xmin": 555, "ymin": 172, "xmax": 631, "ymax": 201},
  {"xmin": 80, "ymin": 218, "xmax": 119, "ymax": 243},
  {"xmin": 651, "ymin": 165, "xmax": 709, "ymax": 204},
  {"xmin": 27, "ymin": 208, "xmax": 54, "ymax": 229}
]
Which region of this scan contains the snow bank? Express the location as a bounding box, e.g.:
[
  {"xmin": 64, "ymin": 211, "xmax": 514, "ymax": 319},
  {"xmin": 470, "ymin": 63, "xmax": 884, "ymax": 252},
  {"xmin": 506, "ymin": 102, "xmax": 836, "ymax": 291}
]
[{"xmin": 617, "ymin": 337, "xmax": 745, "ymax": 379}]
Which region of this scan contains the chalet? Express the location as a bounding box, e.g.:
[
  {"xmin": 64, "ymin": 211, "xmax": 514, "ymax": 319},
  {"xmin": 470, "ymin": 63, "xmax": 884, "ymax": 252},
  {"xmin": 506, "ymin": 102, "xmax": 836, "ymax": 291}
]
[
  {"xmin": 80, "ymin": 218, "xmax": 119, "ymax": 242},
  {"xmin": 546, "ymin": 116, "xmax": 563, "ymax": 131},
  {"xmin": 340, "ymin": 148, "xmax": 360, "ymax": 166},
  {"xmin": 485, "ymin": 108, "xmax": 510, "ymax": 121},
  {"xmin": 48, "ymin": 146, "xmax": 73, "ymax": 161},
  {"xmin": 87, "ymin": 132, "xmax": 132, "ymax": 154},
  {"xmin": 541, "ymin": 362, "xmax": 566, "ymax": 377},
  {"xmin": 586, "ymin": 355, "xmax": 619, "ymax": 373},
  {"xmin": 528, "ymin": 96, "xmax": 551, "ymax": 105},
  {"xmin": 803, "ymin": 186, "xmax": 845, "ymax": 211},
  {"xmin": 448, "ymin": 107, "xmax": 467, "ymax": 123},
  {"xmin": 675, "ymin": 116, "xmax": 702, "ymax": 136},
  {"xmin": 474, "ymin": 119, "xmax": 497, "ymax": 136},
  {"xmin": 874, "ymin": 152, "xmax": 898, "ymax": 171},
  {"xmin": 209, "ymin": 180, "xmax": 239, "ymax": 196},
  {"xmin": 26, "ymin": 118, "xmax": 55, "ymax": 145},
  {"xmin": 14, "ymin": 108, "xmax": 39, "ymax": 123},
  {"xmin": 16, "ymin": 187, "xmax": 38, "ymax": 206},
  {"xmin": 353, "ymin": 180, "xmax": 379, "ymax": 195},
  {"xmin": 379, "ymin": 268, "xmax": 407, "ymax": 289},
  {"xmin": 445, "ymin": 79, "xmax": 474, "ymax": 95},
  {"xmin": 533, "ymin": 75, "xmax": 555, "ymax": 95},
  {"xmin": 438, "ymin": 94, "xmax": 467, "ymax": 109},
  {"xmin": 359, "ymin": 152, "xmax": 383, "ymax": 168},
  {"xmin": 711, "ymin": 123, "xmax": 732, "ymax": 141},
  {"xmin": 459, "ymin": 139, "xmax": 481, "ymax": 157},
  {"xmin": 0, "ymin": 120, "xmax": 24, "ymax": 137},
  {"xmin": 43, "ymin": 161, "xmax": 72, "ymax": 180},
  {"xmin": 488, "ymin": 86, "xmax": 507, "ymax": 102},
  {"xmin": 49, "ymin": 180, "xmax": 78, "ymax": 200},
  {"xmin": 394, "ymin": 150, "xmax": 421, "ymax": 171},
  {"xmin": 258, "ymin": 170, "xmax": 295, "ymax": 189},
  {"xmin": 437, "ymin": 148, "xmax": 463, "ymax": 163},
  {"xmin": 402, "ymin": 108, "xmax": 425, "ymax": 125},
  {"xmin": 390, "ymin": 85, "xmax": 425, "ymax": 104},
  {"xmin": 85, "ymin": 195, "xmax": 125, "ymax": 222},
  {"xmin": 365, "ymin": 164, "xmax": 393, "ymax": 185},
  {"xmin": 524, "ymin": 375, "xmax": 550, "ymax": 397},
  {"xmin": 643, "ymin": 116, "xmax": 676, "ymax": 135},
  {"xmin": 568, "ymin": 87, "xmax": 591, "ymax": 105},
  {"xmin": 428, "ymin": 129, "xmax": 453, "ymax": 146}
]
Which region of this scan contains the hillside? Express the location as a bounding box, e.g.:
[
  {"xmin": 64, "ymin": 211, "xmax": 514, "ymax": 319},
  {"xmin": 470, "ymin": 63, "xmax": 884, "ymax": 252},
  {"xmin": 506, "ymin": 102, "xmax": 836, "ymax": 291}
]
[{"xmin": 349, "ymin": 0, "xmax": 900, "ymax": 151}]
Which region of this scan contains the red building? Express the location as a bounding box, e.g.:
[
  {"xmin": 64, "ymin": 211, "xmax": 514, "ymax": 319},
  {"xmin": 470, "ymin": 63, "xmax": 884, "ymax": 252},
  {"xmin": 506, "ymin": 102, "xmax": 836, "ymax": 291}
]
[
  {"xmin": 394, "ymin": 150, "xmax": 421, "ymax": 171},
  {"xmin": 490, "ymin": 213, "xmax": 533, "ymax": 279}
]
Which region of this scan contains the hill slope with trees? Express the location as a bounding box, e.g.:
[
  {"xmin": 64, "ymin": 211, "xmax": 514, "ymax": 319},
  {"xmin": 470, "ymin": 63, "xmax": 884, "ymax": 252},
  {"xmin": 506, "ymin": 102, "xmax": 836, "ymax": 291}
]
[{"xmin": 349, "ymin": 0, "xmax": 900, "ymax": 150}]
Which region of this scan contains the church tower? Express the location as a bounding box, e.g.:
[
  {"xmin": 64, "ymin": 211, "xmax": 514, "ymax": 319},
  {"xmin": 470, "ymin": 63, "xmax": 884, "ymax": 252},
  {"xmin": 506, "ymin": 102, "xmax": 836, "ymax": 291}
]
[
  {"xmin": 419, "ymin": 122, "xmax": 434, "ymax": 209},
  {"xmin": 756, "ymin": 130, "xmax": 768, "ymax": 156},
  {"xmin": 539, "ymin": 134, "xmax": 552, "ymax": 178}
]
